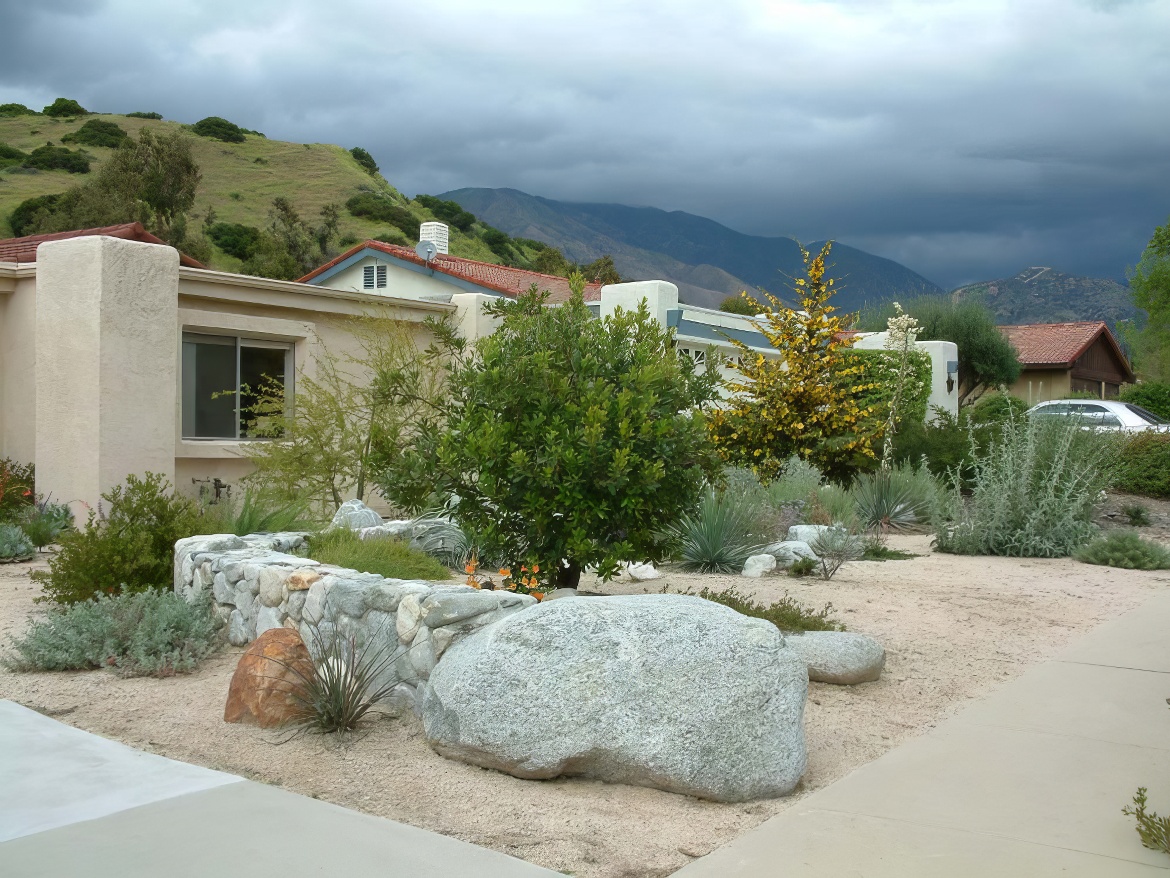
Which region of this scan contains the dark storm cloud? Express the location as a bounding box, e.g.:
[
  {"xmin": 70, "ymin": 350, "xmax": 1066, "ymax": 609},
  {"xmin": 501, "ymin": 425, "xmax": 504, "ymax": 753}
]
[{"xmin": 2, "ymin": 0, "xmax": 1168, "ymax": 288}]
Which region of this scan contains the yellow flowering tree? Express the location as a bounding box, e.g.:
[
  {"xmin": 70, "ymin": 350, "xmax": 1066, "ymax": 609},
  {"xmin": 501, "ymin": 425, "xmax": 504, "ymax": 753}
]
[{"xmin": 709, "ymin": 241, "xmax": 881, "ymax": 481}]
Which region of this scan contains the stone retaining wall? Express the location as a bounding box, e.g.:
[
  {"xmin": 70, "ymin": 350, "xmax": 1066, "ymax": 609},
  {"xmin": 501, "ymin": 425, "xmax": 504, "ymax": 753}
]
[{"xmin": 174, "ymin": 533, "xmax": 536, "ymax": 708}]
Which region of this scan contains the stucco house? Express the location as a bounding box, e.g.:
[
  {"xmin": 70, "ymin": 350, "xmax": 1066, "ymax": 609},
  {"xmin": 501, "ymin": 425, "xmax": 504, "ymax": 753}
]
[
  {"xmin": 998, "ymin": 321, "xmax": 1135, "ymax": 404},
  {"xmin": 2, "ymin": 225, "xmax": 959, "ymax": 519}
]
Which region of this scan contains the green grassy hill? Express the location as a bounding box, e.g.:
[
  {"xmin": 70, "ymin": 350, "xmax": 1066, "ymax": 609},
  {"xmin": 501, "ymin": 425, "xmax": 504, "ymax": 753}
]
[{"xmin": 0, "ymin": 111, "xmax": 531, "ymax": 271}]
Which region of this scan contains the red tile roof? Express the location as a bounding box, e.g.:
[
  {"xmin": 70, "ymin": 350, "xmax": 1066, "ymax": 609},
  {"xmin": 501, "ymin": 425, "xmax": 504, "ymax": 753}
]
[
  {"xmin": 299, "ymin": 240, "xmax": 603, "ymax": 303},
  {"xmin": 0, "ymin": 223, "xmax": 206, "ymax": 268},
  {"xmin": 999, "ymin": 321, "xmax": 1131, "ymax": 374}
]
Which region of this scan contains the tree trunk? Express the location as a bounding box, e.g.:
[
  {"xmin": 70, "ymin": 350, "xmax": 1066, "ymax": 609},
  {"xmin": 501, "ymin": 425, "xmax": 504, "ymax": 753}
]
[{"xmin": 554, "ymin": 560, "xmax": 582, "ymax": 590}]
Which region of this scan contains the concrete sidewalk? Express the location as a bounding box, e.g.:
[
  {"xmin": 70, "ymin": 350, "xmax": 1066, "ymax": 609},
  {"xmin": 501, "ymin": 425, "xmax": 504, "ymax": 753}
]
[
  {"xmin": 0, "ymin": 700, "xmax": 557, "ymax": 878},
  {"xmin": 678, "ymin": 590, "xmax": 1170, "ymax": 876}
]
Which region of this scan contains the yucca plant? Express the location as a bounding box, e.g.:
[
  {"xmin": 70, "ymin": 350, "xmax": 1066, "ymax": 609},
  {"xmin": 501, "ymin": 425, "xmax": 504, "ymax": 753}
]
[
  {"xmin": 198, "ymin": 488, "xmax": 315, "ymax": 536},
  {"xmin": 666, "ymin": 487, "xmax": 763, "ymax": 573},
  {"xmin": 852, "ymin": 472, "xmax": 922, "ymax": 533},
  {"xmin": 277, "ymin": 613, "xmax": 406, "ymax": 737}
]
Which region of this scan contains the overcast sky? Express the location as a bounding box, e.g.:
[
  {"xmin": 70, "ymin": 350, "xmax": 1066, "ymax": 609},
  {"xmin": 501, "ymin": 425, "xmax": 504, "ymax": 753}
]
[{"xmin": 2, "ymin": 0, "xmax": 1168, "ymax": 288}]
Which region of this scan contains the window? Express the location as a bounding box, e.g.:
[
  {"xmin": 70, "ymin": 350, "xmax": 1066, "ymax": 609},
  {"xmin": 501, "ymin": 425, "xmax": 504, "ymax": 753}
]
[
  {"xmin": 182, "ymin": 333, "xmax": 293, "ymax": 439},
  {"xmin": 362, "ymin": 263, "xmax": 387, "ymax": 290},
  {"xmin": 1032, "ymin": 403, "xmax": 1068, "ymax": 417},
  {"xmin": 1125, "ymin": 404, "xmax": 1169, "ymax": 425}
]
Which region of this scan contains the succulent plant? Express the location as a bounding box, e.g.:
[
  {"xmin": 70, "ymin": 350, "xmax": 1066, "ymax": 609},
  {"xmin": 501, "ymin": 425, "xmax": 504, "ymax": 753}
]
[{"xmin": 0, "ymin": 523, "xmax": 35, "ymax": 562}]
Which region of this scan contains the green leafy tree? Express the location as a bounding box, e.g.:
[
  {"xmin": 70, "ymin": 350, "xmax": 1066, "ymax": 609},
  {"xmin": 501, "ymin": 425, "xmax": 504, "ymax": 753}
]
[
  {"xmin": 190, "ymin": 116, "xmax": 246, "ymax": 143},
  {"xmin": 860, "ymin": 296, "xmax": 1020, "ymax": 403},
  {"xmin": 1128, "ymin": 217, "xmax": 1170, "ymax": 381},
  {"xmin": 378, "ymin": 277, "xmax": 722, "ymax": 589},
  {"xmin": 350, "ymin": 146, "xmax": 379, "ymax": 174},
  {"xmin": 709, "ymin": 242, "xmax": 881, "ymax": 482},
  {"xmin": 242, "ymin": 197, "xmax": 340, "ymax": 280}
]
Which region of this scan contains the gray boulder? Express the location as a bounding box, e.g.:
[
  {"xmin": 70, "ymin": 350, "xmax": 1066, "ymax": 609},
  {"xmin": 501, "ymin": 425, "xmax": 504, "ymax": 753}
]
[
  {"xmin": 330, "ymin": 499, "xmax": 383, "ymax": 530},
  {"xmin": 421, "ymin": 594, "xmax": 807, "ymax": 802},
  {"xmin": 741, "ymin": 553, "xmax": 777, "ymax": 578},
  {"xmin": 786, "ymin": 631, "xmax": 885, "ymax": 685},
  {"xmin": 762, "ymin": 540, "xmax": 819, "ymax": 565},
  {"xmin": 787, "ymin": 524, "xmax": 836, "ymax": 544}
]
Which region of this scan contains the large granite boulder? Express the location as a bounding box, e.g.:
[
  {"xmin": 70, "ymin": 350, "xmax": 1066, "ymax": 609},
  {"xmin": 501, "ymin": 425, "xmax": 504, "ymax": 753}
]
[
  {"xmin": 330, "ymin": 499, "xmax": 383, "ymax": 530},
  {"xmin": 420, "ymin": 594, "xmax": 808, "ymax": 802},
  {"xmin": 786, "ymin": 631, "xmax": 885, "ymax": 685},
  {"xmin": 224, "ymin": 628, "xmax": 314, "ymax": 727}
]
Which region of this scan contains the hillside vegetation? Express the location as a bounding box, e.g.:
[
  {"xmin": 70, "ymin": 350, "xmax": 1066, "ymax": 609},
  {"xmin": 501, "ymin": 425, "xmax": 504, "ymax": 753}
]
[
  {"xmin": 0, "ymin": 108, "xmax": 581, "ymax": 277},
  {"xmin": 952, "ymin": 267, "xmax": 1140, "ymax": 330}
]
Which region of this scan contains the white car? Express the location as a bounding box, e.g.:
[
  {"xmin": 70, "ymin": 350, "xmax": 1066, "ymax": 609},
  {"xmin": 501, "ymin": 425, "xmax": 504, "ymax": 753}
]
[{"xmin": 1027, "ymin": 399, "xmax": 1170, "ymax": 433}]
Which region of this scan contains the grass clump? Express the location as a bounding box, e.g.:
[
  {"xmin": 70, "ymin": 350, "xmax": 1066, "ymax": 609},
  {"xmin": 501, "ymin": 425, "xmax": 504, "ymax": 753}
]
[
  {"xmin": 1123, "ymin": 788, "xmax": 1170, "ymax": 856},
  {"xmin": 197, "ymin": 489, "xmax": 314, "ymax": 536},
  {"xmin": 1074, "ymin": 530, "xmax": 1170, "ymax": 570},
  {"xmin": 3, "ymin": 589, "xmax": 220, "ymax": 676},
  {"xmin": 1122, "ymin": 502, "xmax": 1152, "ymax": 527},
  {"xmin": 688, "ymin": 584, "xmax": 843, "ymax": 632},
  {"xmin": 935, "ymin": 414, "xmax": 1116, "ymax": 558},
  {"xmin": 309, "ymin": 527, "xmax": 451, "ymax": 580}
]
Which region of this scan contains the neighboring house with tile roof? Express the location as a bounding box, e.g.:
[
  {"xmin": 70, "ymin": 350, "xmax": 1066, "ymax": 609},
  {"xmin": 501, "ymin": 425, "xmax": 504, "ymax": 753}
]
[
  {"xmin": 998, "ymin": 321, "xmax": 1135, "ymax": 404},
  {"xmin": 299, "ymin": 239, "xmax": 602, "ymax": 304},
  {"xmin": 0, "ymin": 222, "xmax": 207, "ymax": 268}
]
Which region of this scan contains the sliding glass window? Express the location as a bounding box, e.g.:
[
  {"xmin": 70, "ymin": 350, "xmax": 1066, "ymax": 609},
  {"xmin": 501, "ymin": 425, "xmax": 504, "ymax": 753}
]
[{"xmin": 181, "ymin": 333, "xmax": 293, "ymax": 439}]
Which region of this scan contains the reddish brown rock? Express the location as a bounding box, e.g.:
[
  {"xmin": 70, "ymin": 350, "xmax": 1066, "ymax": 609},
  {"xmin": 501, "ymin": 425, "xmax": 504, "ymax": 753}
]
[
  {"xmin": 287, "ymin": 569, "xmax": 321, "ymax": 591},
  {"xmin": 224, "ymin": 628, "xmax": 315, "ymax": 728}
]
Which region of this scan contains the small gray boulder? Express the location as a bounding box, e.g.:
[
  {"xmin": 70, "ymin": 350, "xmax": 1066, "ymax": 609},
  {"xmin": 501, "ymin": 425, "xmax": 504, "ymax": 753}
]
[
  {"xmin": 787, "ymin": 524, "xmax": 837, "ymax": 544},
  {"xmin": 786, "ymin": 631, "xmax": 885, "ymax": 685},
  {"xmin": 762, "ymin": 540, "xmax": 819, "ymax": 566},
  {"xmin": 421, "ymin": 594, "xmax": 808, "ymax": 802},
  {"xmin": 330, "ymin": 499, "xmax": 383, "ymax": 530},
  {"xmin": 742, "ymin": 553, "xmax": 778, "ymax": 578}
]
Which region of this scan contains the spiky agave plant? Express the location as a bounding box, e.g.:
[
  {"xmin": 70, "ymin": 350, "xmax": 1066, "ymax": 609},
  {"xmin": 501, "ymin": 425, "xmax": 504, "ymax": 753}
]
[
  {"xmin": 666, "ymin": 487, "xmax": 763, "ymax": 573},
  {"xmin": 851, "ymin": 471, "xmax": 922, "ymax": 534}
]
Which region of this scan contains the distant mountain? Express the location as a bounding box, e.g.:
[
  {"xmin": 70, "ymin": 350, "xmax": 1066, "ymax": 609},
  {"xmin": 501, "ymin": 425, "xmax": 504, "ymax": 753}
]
[
  {"xmin": 441, "ymin": 187, "xmax": 943, "ymax": 311},
  {"xmin": 952, "ymin": 267, "xmax": 1141, "ymax": 329}
]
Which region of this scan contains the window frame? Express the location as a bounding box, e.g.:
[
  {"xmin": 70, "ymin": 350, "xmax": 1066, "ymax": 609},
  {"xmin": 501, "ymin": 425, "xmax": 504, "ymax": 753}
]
[{"xmin": 181, "ymin": 331, "xmax": 294, "ymax": 441}]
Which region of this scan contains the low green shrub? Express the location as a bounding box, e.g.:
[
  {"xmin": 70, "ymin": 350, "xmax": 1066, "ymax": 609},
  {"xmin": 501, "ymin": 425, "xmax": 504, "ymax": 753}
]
[
  {"xmin": 1115, "ymin": 434, "xmax": 1170, "ymax": 499},
  {"xmin": 687, "ymin": 584, "xmax": 843, "ymax": 632},
  {"xmin": 125, "ymin": 111, "xmax": 163, "ymax": 119},
  {"xmin": 0, "ymin": 143, "xmax": 28, "ymax": 170},
  {"xmin": 1122, "ymin": 502, "xmax": 1152, "ymax": 527},
  {"xmin": 33, "ymin": 473, "xmax": 200, "ymax": 604},
  {"xmin": 308, "ymin": 528, "xmax": 452, "ymax": 580},
  {"xmin": 665, "ymin": 487, "xmax": 762, "ymax": 573},
  {"xmin": 206, "ymin": 222, "xmax": 262, "ymax": 260},
  {"xmin": 3, "ymin": 588, "xmax": 219, "ymax": 676},
  {"xmin": 61, "ymin": 118, "xmax": 129, "ymax": 148},
  {"xmin": 345, "ymin": 193, "xmax": 418, "ymax": 237},
  {"xmin": 787, "ymin": 556, "xmax": 818, "ymax": 577},
  {"xmin": 1075, "ymin": 530, "xmax": 1170, "ymax": 570},
  {"xmin": 191, "ymin": 116, "xmax": 246, "ymax": 143},
  {"xmin": 23, "ymin": 145, "xmax": 90, "ymax": 173},
  {"xmin": 16, "ymin": 498, "xmax": 73, "ymax": 549},
  {"xmin": 719, "ymin": 294, "xmax": 763, "ymax": 315},
  {"xmin": 43, "ymin": 98, "xmax": 88, "ymax": 117},
  {"xmin": 893, "ymin": 391, "xmax": 1027, "ymax": 481},
  {"xmin": 414, "ymin": 194, "xmax": 477, "ymax": 232},
  {"xmin": 0, "ymin": 524, "xmax": 34, "ymax": 562},
  {"xmin": 197, "ymin": 489, "xmax": 314, "ymax": 536},
  {"xmin": 9, "ymin": 193, "xmax": 63, "ymax": 237},
  {"xmin": 1123, "ymin": 787, "xmax": 1170, "ymax": 855},
  {"xmin": 1121, "ymin": 383, "xmax": 1170, "ymax": 421},
  {"xmin": 806, "ymin": 484, "xmax": 856, "ymax": 527},
  {"xmin": 350, "ymin": 146, "xmax": 379, "ymax": 174},
  {"xmin": 0, "ymin": 103, "xmax": 39, "ymax": 116},
  {"xmin": 935, "ymin": 415, "xmax": 1116, "ymax": 557},
  {"xmin": 861, "ymin": 537, "xmax": 917, "ymax": 561}
]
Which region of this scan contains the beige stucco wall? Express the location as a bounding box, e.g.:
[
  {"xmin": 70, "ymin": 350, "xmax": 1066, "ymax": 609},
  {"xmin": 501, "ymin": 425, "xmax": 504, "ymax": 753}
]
[
  {"xmin": 3, "ymin": 238, "xmax": 454, "ymax": 518},
  {"xmin": 1007, "ymin": 369, "xmax": 1072, "ymax": 405},
  {"xmin": 35, "ymin": 237, "xmax": 179, "ymax": 517},
  {"xmin": 0, "ymin": 267, "xmax": 37, "ymax": 465}
]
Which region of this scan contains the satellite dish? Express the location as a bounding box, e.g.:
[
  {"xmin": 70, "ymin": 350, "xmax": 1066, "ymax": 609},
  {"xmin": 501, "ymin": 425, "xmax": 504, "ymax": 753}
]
[{"xmin": 415, "ymin": 240, "xmax": 438, "ymax": 263}]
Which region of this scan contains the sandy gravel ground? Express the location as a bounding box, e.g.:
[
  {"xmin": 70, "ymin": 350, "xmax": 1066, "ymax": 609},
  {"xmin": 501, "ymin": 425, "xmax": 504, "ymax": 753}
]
[{"xmin": 2, "ymin": 521, "xmax": 1169, "ymax": 878}]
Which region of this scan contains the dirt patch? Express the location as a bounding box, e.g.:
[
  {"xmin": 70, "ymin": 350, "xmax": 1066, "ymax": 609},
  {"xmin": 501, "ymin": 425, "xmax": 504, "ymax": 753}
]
[{"xmin": 1, "ymin": 536, "xmax": 1167, "ymax": 878}]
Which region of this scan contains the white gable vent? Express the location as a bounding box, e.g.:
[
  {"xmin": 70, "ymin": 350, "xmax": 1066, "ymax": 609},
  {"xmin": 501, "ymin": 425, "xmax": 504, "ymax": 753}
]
[{"xmin": 419, "ymin": 221, "xmax": 449, "ymax": 255}]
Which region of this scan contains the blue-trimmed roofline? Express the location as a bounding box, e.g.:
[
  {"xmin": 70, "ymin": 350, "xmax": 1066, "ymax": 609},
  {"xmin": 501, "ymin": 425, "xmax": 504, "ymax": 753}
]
[{"xmin": 304, "ymin": 246, "xmax": 507, "ymax": 298}]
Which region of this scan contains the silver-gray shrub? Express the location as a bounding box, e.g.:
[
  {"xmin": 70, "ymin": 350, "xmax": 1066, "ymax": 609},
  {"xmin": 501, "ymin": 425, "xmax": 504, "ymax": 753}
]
[
  {"xmin": 934, "ymin": 413, "xmax": 1117, "ymax": 557},
  {"xmin": 3, "ymin": 588, "xmax": 220, "ymax": 675}
]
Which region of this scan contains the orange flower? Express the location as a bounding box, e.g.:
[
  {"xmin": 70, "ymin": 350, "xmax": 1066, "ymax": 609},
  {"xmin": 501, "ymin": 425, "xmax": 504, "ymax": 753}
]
[
  {"xmin": 464, "ymin": 560, "xmax": 478, "ymax": 574},
  {"xmin": 531, "ymin": 591, "xmax": 545, "ymax": 601},
  {"xmin": 531, "ymin": 564, "xmax": 540, "ymax": 573},
  {"xmin": 520, "ymin": 565, "xmax": 529, "ymax": 573},
  {"xmin": 498, "ymin": 568, "xmax": 511, "ymax": 577}
]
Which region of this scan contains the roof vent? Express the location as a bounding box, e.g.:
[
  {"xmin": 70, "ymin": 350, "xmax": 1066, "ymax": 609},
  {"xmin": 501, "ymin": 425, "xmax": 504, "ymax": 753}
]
[{"xmin": 419, "ymin": 222, "xmax": 449, "ymax": 255}]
